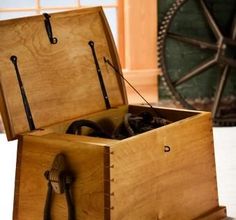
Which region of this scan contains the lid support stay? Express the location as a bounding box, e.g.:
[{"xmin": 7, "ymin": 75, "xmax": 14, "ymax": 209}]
[
  {"xmin": 10, "ymin": 55, "xmax": 36, "ymax": 131},
  {"xmin": 88, "ymin": 41, "xmax": 111, "ymax": 109},
  {"xmin": 43, "ymin": 13, "xmax": 58, "ymax": 44}
]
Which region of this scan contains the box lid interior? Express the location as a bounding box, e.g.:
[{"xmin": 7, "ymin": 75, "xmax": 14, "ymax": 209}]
[{"xmin": 0, "ymin": 7, "xmax": 127, "ymax": 140}]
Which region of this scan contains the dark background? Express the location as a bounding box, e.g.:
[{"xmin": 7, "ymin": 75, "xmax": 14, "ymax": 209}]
[{"xmin": 158, "ymin": 0, "xmax": 236, "ymax": 102}]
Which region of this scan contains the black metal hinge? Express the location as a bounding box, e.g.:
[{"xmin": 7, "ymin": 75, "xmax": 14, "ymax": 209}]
[{"xmin": 43, "ymin": 13, "xmax": 58, "ymax": 44}]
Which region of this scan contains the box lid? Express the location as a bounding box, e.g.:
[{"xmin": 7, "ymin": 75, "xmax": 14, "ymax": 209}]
[{"xmin": 0, "ymin": 7, "xmax": 127, "ymax": 140}]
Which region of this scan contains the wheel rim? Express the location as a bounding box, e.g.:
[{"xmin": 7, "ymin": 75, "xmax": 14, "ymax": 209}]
[{"xmin": 158, "ymin": 0, "xmax": 236, "ymax": 126}]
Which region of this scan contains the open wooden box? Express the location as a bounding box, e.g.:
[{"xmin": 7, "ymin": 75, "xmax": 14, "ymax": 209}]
[{"xmin": 0, "ymin": 7, "xmax": 227, "ymax": 220}]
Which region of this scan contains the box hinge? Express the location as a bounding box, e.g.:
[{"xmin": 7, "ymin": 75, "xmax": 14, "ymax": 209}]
[{"xmin": 43, "ymin": 13, "xmax": 58, "ymax": 44}]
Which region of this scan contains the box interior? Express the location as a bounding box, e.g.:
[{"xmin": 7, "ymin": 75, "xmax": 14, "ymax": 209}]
[{"xmin": 29, "ymin": 105, "xmax": 201, "ymax": 141}]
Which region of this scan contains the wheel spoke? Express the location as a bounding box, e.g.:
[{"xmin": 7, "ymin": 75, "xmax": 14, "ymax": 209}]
[
  {"xmin": 199, "ymin": 0, "xmax": 223, "ymax": 40},
  {"xmin": 173, "ymin": 57, "xmax": 217, "ymax": 86},
  {"xmin": 212, "ymin": 65, "xmax": 230, "ymax": 118},
  {"xmin": 213, "ymin": 11, "xmax": 236, "ymax": 118},
  {"xmin": 223, "ymin": 37, "xmax": 236, "ymax": 47},
  {"xmin": 230, "ymin": 11, "xmax": 236, "ymax": 39},
  {"xmin": 220, "ymin": 57, "xmax": 236, "ymax": 68},
  {"xmin": 167, "ymin": 32, "xmax": 218, "ymax": 50}
]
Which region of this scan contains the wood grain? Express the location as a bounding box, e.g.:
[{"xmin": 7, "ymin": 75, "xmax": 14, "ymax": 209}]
[
  {"xmin": 0, "ymin": 7, "xmax": 126, "ymax": 140},
  {"xmin": 0, "ymin": 83, "xmax": 12, "ymax": 138},
  {"xmin": 14, "ymin": 133, "xmax": 108, "ymax": 220},
  {"xmin": 124, "ymin": 0, "xmax": 157, "ymax": 70},
  {"xmin": 123, "ymin": 69, "xmax": 159, "ymax": 104},
  {"xmin": 194, "ymin": 206, "xmax": 227, "ymax": 220},
  {"xmin": 12, "ymin": 106, "xmax": 227, "ymax": 219},
  {"xmin": 129, "ymin": 104, "xmax": 201, "ymax": 122},
  {"xmin": 36, "ymin": 105, "xmax": 128, "ymax": 137},
  {"xmin": 109, "ymin": 111, "xmax": 225, "ymax": 219}
]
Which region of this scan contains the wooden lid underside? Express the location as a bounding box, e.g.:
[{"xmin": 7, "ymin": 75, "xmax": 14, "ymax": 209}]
[{"xmin": 0, "ymin": 7, "xmax": 126, "ymax": 140}]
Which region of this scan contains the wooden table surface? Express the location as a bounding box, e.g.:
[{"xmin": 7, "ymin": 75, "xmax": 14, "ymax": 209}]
[{"xmin": 214, "ymin": 127, "xmax": 236, "ymax": 218}]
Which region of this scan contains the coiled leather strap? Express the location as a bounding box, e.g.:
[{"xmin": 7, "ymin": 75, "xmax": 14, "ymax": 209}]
[{"xmin": 66, "ymin": 119, "xmax": 111, "ymax": 138}]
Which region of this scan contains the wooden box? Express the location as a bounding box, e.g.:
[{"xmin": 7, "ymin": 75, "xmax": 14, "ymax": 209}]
[{"xmin": 0, "ymin": 7, "xmax": 226, "ymax": 220}]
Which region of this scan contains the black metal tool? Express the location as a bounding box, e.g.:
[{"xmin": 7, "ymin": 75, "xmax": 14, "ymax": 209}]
[
  {"xmin": 10, "ymin": 55, "xmax": 36, "ymax": 131},
  {"xmin": 66, "ymin": 119, "xmax": 111, "ymax": 138},
  {"xmin": 88, "ymin": 41, "xmax": 111, "ymax": 109},
  {"xmin": 43, "ymin": 13, "xmax": 58, "ymax": 44},
  {"xmin": 44, "ymin": 153, "xmax": 75, "ymax": 220}
]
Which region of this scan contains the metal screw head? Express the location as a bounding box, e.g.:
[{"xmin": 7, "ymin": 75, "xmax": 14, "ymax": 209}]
[
  {"xmin": 88, "ymin": 40, "xmax": 94, "ymax": 47},
  {"xmin": 10, "ymin": 55, "xmax": 17, "ymax": 63}
]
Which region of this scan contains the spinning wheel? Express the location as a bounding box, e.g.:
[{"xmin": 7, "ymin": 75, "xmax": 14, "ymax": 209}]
[{"xmin": 158, "ymin": 0, "xmax": 236, "ymax": 125}]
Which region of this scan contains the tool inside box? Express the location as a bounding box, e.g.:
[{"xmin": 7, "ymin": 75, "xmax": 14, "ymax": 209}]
[{"xmin": 30, "ymin": 105, "xmax": 200, "ymax": 140}]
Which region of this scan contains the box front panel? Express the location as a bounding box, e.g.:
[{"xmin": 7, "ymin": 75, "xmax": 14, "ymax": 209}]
[
  {"xmin": 14, "ymin": 134, "xmax": 107, "ymax": 220},
  {"xmin": 110, "ymin": 112, "xmax": 222, "ymax": 219}
]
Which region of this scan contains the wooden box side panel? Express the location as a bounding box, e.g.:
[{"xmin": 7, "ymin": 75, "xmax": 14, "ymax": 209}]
[
  {"xmin": 41, "ymin": 105, "xmax": 128, "ymax": 136},
  {"xmin": 194, "ymin": 206, "xmax": 227, "ymax": 220},
  {"xmin": 14, "ymin": 134, "xmax": 107, "ymax": 220},
  {"xmin": 110, "ymin": 112, "xmax": 224, "ymax": 219},
  {"xmin": 129, "ymin": 104, "xmax": 201, "ymax": 122},
  {"xmin": 0, "ymin": 7, "xmax": 125, "ymax": 140}
]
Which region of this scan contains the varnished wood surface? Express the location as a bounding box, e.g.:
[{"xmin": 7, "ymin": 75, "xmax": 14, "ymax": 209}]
[
  {"xmin": 124, "ymin": 0, "xmax": 157, "ymax": 70},
  {"xmin": 40, "ymin": 105, "xmax": 128, "ymax": 136},
  {"xmin": 129, "ymin": 104, "xmax": 201, "ymax": 122},
  {"xmin": 110, "ymin": 111, "xmax": 224, "ymax": 219},
  {"xmin": 2, "ymin": 125, "xmax": 236, "ymax": 219},
  {"xmin": 123, "ymin": 69, "xmax": 159, "ymax": 104},
  {"xmin": 1, "ymin": 105, "xmax": 227, "ymax": 219},
  {"xmin": 193, "ymin": 207, "xmax": 226, "ymax": 220},
  {"xmin": 0, "ymin": 7, "xmax": 126, "ymax": 140},
  {"xmin": 14, "ymin": 134, "xmax": 107, "ymax": 220}
]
